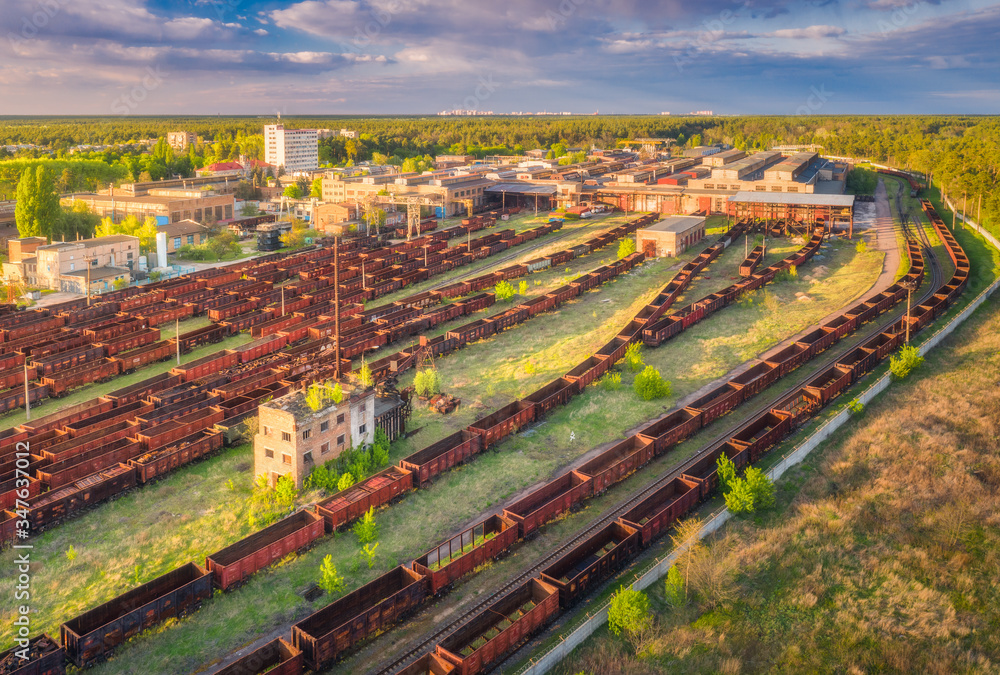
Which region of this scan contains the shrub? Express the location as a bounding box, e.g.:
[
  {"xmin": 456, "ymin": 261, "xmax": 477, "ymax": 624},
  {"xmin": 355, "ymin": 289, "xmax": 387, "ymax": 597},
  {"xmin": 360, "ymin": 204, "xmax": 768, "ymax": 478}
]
[
  {"xmin": 66, "ymin": 545, "xmax": 78, "ymax": 565},
  {"xmin": 353, "ymin": 506, "xmax": 379, "ymax": 544},
  {"xmin": 716, "ymin": 454, "xmax": 737, "ymax": 491},
  {"xmin": 494, "ymin": 280, "xmax": 515, "ymax": 302},
  {"xmin": 664, "ymin": 565, "xmax": 686, "ymax": 608},
  {"xmin": 848, "ymin": 398, "xmax": 865, "ymax": 416},
  {"xmin": 600, "ymin": 372, "xmax": 622, "ymax": 391},
  {"xmin": 623, "ymin": 342, "xmax": 644, "ymax": 372},
  {"xmin": 890, "ymin": 345, "xmax": 924, "ymax": 380},
  {"xmin": 776, "ymin": 265, "xmax": 798, "ymax": 283},
  {"xmin": 618, "ymin": 237, "xmax": 637, "ymax": 259},
  {"xmin": 357, "ymin": 358, "xmax": 373, "ymax": 388},
  {"xmin": 608, "ymin": 587, "xmax": 651, "ymax": 639},
  {"xmin": 361, "ymin": 542, "xmax": 379, "ymax": 569},
  {"xmin": 319, "ymin": 555, "xmax": 345, "ymax": 596},
  {"xmin": 274, "ymin": 475, "xmax": 298, "ymax": 507},
  {"xmin": 518, "ymin": 280, "xmax": 528, "ymax": 296},
  {"xmin": 856, "ymin": 239, "xmax": 868, "ymax": 253},
  {"xmin": 633, "ymin": 366, "xmax": 671, "ymax": 400},
  {"xmin": 724, "ymin": 466, "xmax": 775, "ymax": 514},
  {"xmin": 337, "ymin": 472, "xmax": 355, "ymax": 492}
]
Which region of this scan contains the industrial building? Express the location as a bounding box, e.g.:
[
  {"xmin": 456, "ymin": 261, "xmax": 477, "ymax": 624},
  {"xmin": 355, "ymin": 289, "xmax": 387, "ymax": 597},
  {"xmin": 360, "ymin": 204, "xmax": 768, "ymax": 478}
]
[
  {"xmin": 4, "ymin": 235, "xmax": 138, "ymax": 292},
  {"xmin": 157, "ymin": 219, "xmax": 211, "ymax": 253},
  {"xmin": 64, "ymin": 188, "xmax": 235, "ymax": 225},
  {"xmin": 255, "ymin": 384, "xmax": 376, "ymax": 488},
  {"xmin": 637, "ymin": 215, "xmax": 706, "ymax": 258},
  {"xmin": 726, "ymin": 192, "xmax": 857, "ymax": 236},
  {"xmin": 265, "ymin": 124, "xmax": 319, "ymax": 173}
]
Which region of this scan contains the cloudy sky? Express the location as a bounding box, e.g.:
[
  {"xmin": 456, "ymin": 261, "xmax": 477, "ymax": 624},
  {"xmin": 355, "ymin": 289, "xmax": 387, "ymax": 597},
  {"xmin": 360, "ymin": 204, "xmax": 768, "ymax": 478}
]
[{"xmin": 1, "ymin": 0, "xmax": 997, "ymax": 115}]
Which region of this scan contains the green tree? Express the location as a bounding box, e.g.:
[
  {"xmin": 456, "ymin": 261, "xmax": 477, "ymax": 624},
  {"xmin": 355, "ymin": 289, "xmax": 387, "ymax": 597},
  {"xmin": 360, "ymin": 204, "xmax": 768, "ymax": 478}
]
[
  {"xmin": 633, "ymin": 365, "xmax": 671, "ymax": 400},
  {"xmin": 65, "ymin": 544, "xmax": 78, "ymax": 565},
  {"xmin": 716, "ymin": 454, "xmax": 737, "ymax": 491},
  {"xmin": 57, "ymin": 200, "xmax": 100, "ymax": 240},
  {"xmin": 608, "ymin": 587, "xmax": 652, "ymax": 642},
  {"xmin": 724, "ymin": 466, "xmax": 775, "ymax": 514},
  {"xmin": 15, "ymin": 166, "xmax": 60, "ymax": 239},
  {"xmin": 890, "ymin": 345, "xmax": 924, "ymax": 380},
  {"xmin": 618, "ymin": 237, "xmax": 637, "ymax": 259},
  {"xmin": 371, "ymin": 428, "xmax": 390, "ymax": 468},
  {"xmin": 319, "ymin": 554, "xmax": 345, "ymax": 596},
  {"xmin": 283, "ymin": 184, "xmax": 302, "ymax": 199},
  {"xmin": 518, "ymin": 280, "xmax": 528, "ymax": 296},
  {"xmin": 337, "ymin": 472, "xmax": 355, "ymax": 492},
  {"xmin": 494, "ymin": 280, "xmax": 515, "ymax": 302},
  {"xmin": 623, "ymin": 341, "xmax": 644, "ymax": 372},
  {"xmin": 353, "ymin": 506, "xmax": 379, "ymax": 544},
  {"xmin": 664, "ymin": 565, "xmax": 686, "ymax": 607},
  {"xmin": 360, "ymin": 542, "xmax": 379, "ymax": 569},
  {"xmin": 310, "ymin": 176, "xmax": 324, "ymax": 198},
  {"xmin": 274, "ymin": 475, "xmax": 298, "ymax": 507},
  {"xmin": 136, "ymin": 216, "xmax": 159, "ymax": 254},
  {"xmin": 357, "ymin": 358, "xmax": 374, "ymax": 388}
]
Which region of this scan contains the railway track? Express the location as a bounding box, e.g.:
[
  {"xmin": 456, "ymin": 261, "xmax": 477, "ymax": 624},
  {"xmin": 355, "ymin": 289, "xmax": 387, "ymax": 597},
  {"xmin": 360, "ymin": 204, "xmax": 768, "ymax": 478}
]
[{"xmin": 370, "ymin": 224, "xmax": 944, "ymax": 675}]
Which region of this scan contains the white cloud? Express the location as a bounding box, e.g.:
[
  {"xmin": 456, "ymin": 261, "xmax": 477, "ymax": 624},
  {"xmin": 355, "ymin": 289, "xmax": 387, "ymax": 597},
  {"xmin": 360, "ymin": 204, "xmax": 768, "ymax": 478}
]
[{"xmin": 766, "ymin": 25, "xmax": 847, "ymax": 39}]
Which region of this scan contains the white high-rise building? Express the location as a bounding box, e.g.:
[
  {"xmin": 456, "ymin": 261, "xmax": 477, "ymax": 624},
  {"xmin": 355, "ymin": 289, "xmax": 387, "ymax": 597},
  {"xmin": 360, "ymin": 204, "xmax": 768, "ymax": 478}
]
[{"xmin": 264, "ymin": 124, "xmax": 318, "ymax": 172}]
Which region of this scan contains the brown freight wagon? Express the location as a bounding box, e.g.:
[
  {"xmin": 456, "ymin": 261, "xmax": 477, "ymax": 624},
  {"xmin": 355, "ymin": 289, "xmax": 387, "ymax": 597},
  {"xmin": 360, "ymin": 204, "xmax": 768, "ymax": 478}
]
[
  {"xmin": 314, "ymin": 466, "xmax": 413, "ymax": 533},
  {"xmin": 541, "ymin": 522, "xmax": 640, "ymax": 608},
  {"xmin": 33, "ymin": 345, "xmax": 105, "ymax": 376},
  {"xmin": 96, "ymin": 327, "xmax": 160, "ymax": 357},
  {"xmin": 16, "ymin": 462, "xmax": 135, "ymax": 533},
  {"xmin": 435, "ymin": 578, "xmax": 559, "ymax": 675},
  {"xmin": 730, "ymin": 410, "xmax": 791, "ymax": 463},
  {"xmin": 40, "ymin": 421, "xmax": 135, "ymax": 463},
  {"xmin": 133, "ymin": 393, "xmax": 219, "ymax": 428},
  {"xmin": 83, "ymin": 316, "xmax": 146, "ymax": 342},
  {"xmin": 763, "ymin": 343, "xmax": 810, "ymax": 378},
  {"xmin": 0, "ymin": 633, "xmax": 64, "ymax": 675},
  {"xmin": 214, "ymin": 638, "xmax": 303, "ymax": 675},
  {"xmin": 60, "ymin": 562, "xmax": 212, "ymax": 668},
  {"xmin": 118, "ymin": 290, "xmax": 166, "ymax": 312},
  {"xmin": 0, "ymin": 475, "xmax": 40, "ymax": 512},
  {"xmin": 680, "ymin": 441, "xmax": 749, "ymax": 499},
  {"xmin": 523, "ymin": 378, "xmax": 577, "ymax": 419},
  {"xmin": 129, "ymin": 430, "xmax": 223, "ymax": 484},
  {"xmin": 413, "ymin": 514, "xmax": 518, "ymax": 595},
  {"xmin": 176, "ymin": 324, "xmax": 230, "ymax": 353},
  {"xmin": 637, "ymin": 407, "xmax": 702, "ymax": 456},
  {"xmin": 42, "ymin": 359, "xmax": 120, "ymax": 397},
  {"xmin": 0, "ymin": 383, "xmax": 47, "ymax": 415},
  {"xmin": 112, "ymin": 340, "xmax": 175, "ymax": 373},
  {"xmin": 172, "ymin": 349, "xmax": 239, "ymax": 382},
  {"xmin": 231, "ymin": 335, "xmax": 287, "ymax": 364},
  {"xmin": 564, "ymin": 354, "xmax": 611, "ymax": 391},
  {"xmin": 28, "ymin": 335, "xmax": 88, "ymax": 360},
  {"xmin": 619, "ymin": 476, "xmax": 704, "ymax": 547},
  {"xmin": 137, "ymin": 407, "xmax": 224, "ymax": 451},
  {"xmin": 20, "ymin": 398, "xmax": 113, "ymax": 434},
  {"xmin": 468, "ymin": 400, "xmax": 535, "ymax": 448},
  {"xmin": 730, "ymin": 361, "xmax": 779, "ymax": 399},
  {"xmin": 0, "ymin": 364, "xmax": 32, "ymax": 390},
  {"xmin": 292, "ymin": 566, "xmax": 429, "ymax": 672},
  {"xmin": 207, "ymin": 510, "xmax": 324, "ymax": 590},
  {"xmin": 64, "ymin": 400, "xmax": 152, "ymax": 436},
  {"xmin": 36, "ymin": 438, "xmax": 141, "ymax": 489},
  {"xmin": 104, "ymin": 372, "xmax": 181, "ymax": 406},
  {"xmin": 400, "ymin": 430, "xmax": 482, "ymax": 486},
  {"xmin": 503, "ymin": 471, "xmax": 592, "ymax": 538},
  {"xmin": 578, "ymin": 435, "xmax": 655, "ymax": 494}
]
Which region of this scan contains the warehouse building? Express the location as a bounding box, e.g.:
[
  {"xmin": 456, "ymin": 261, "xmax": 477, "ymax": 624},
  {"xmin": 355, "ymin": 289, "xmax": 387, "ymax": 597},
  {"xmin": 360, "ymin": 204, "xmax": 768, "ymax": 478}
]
[{"xmin": 637, "ymin": 215, "xmax": 706, "ymax": 258}]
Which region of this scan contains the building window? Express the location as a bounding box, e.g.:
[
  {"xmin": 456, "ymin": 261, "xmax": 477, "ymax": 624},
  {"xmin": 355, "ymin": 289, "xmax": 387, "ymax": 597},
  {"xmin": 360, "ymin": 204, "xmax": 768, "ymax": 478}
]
[
  {"xmin": 320, "ymin": 420, "xmax": 329, "ymax": 432},
  {"xmin": 264, "ymin": 448, "xmax": 274, "ymax": 458},
  {"xmin": 174, "ymin": 237, "xmax": 181, "ymax": 248},
  {"xmin": 321, "ymin": 442, "xmax": 330, "ymax": 455},
  {"xmin": 187, "ymin": 234, "xmax": 195, "ymax": 245},
  {"xmin": 359, "ymin": 424, "xmax": 367, "ymax": 435},
  {"xmin": 263, "ymin": 426, "xmax": 270, "ymax": 436},
  {"xmin": 337, "ymin": 413, "xmax": 345, "ymax": 425},
  {"xmin": 337, "ymin": 434, "xmax": 345, "ymax": 446},
  {"xmin": 303, "ymin": 428, "xmax": 311, "ymax": 439},
  {"xmin": 282, "ymin": 453, "xmax": 291, "ymax": 465},
  {"xmin": 303, "ymin": 451, "xmax": 313, "ymax": 464},
  {"xmin": 282, "ymin": 431, "xmax": 291, "ymax": 442},
  {"xmin": 359, "ymin": 402, "xmax": 366, "ymax": 413}
]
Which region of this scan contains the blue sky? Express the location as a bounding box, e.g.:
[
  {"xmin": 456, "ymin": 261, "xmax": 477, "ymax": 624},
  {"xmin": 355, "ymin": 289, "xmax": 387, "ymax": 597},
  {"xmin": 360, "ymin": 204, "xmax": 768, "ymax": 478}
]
[{"xmin": 1, "ymin": 0, "xmax": 997, "ymax": 114}]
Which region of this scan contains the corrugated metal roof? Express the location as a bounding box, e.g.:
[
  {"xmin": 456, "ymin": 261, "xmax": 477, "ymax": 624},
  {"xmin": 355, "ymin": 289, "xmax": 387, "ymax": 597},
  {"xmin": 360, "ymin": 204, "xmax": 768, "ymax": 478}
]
[
  {"xmin": 727, "ymin": 191, "xmax": 855, "ymax": 207},
  {"xmin": 485, "ymin": 183, "xmax": 558, "ymax": 195},
  {"xmin": 639, "ymin": 216, "xmax": 706, "ymax": 234}
]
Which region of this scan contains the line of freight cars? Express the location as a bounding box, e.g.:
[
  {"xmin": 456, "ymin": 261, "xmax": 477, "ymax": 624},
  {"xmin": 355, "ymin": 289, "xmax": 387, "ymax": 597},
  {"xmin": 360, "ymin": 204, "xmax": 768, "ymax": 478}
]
[
  {"xmin": 876, "ymin": 168, "xmax": 923, "ymax": 197},
  {"xmin": 6, "ymin": 215, "xmax": 951, "ymax": 675}
]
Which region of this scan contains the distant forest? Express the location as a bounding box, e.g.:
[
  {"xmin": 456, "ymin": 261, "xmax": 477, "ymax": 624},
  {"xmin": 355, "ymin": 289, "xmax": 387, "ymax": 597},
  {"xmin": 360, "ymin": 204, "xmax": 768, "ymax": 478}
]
[{"xmin": 0, "ymin": 115, "xmax": 996, "ymax": 228}]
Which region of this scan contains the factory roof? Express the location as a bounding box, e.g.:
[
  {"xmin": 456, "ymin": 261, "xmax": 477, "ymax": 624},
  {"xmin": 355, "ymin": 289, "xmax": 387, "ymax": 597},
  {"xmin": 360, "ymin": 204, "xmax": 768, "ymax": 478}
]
[
  {"xmin": 727, "ymin": 192, "xmax": 855, "ymax": 207},
  {"xmin": 639, "ymin": 215, "xmax": 706, "ymax": 234}
]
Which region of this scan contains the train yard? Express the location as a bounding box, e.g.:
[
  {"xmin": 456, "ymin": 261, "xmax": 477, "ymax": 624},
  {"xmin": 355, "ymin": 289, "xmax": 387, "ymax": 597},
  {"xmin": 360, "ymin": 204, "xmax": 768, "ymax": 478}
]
[{"xmin": 1, "ymin": 177, "xmax": 986, "ymax": 675}]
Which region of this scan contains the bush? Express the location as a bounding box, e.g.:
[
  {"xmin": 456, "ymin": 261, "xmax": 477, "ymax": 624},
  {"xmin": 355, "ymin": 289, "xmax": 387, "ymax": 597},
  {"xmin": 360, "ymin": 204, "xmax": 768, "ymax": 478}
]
[
  {"xmin": 608, "ymin": 587, "xmax": 651, "ymax": 639},
  {"xmin": 633, "ymin": 366, "xmax": 671, "ymax": 400},
  {"xmin": 890, "ymin": 345, "xmax": 924, "ymax": 380},
  {"xmin": 618, "ymin": 237, "xmax": 637, "ymax": 259},
  {"xmin": 518, "ymin": 280, "xmax": 528, "ymax": 296},
  {"xmin": 353, "ymin": 506, "xmax": 379, "ymax": 544},
  {"xmin": 274, "ymin": 475, "xmax": 298, "ymax": 507},
  {"xmin": 337, "ymin": 472, "xmax": 355, "ymax": 492},
  {"xmin": 776, "ymin": 265, "xmax": 798, "ymax": 283},
  {"xmin": 724, "ymin": 466, "xmax": 776, "ymax": 514},
  {"xmin": 414, "ymin": 369, "xmax": 442, "ymax": 397},
  {"xmin": 716, "ymin": 454, "xmax": 737, "ymax": 491},
  {"xmin": 600, "ymin": 372, "xmax": 622, "ymax": 391},
  {"xmin": 319, "ymin": 554, "xmax": 345, "ymax": 596},
  {"xmin": 494, "ymin": 280, "xmax": 515, "ymax": 302},
  {"xmin": 856, "ymin": 239, "xmax": 868, "ymax": 254},
  {"xmin": 848, "ymin": 398, "xmax": 865, "ymax": 416},
  {"xmin": 623, "ymin": 341, "xmax": 644, "ymax": 372},
  {"xmin": 664, "ymin": 565, "xmax": 686, "ymax": 607}
]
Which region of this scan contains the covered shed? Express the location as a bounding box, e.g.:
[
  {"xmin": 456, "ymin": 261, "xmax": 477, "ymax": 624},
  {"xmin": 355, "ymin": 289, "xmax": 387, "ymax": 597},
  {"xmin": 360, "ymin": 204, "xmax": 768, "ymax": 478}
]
[{"xmin": 726, "ymin": 191, "xmax": 855, "ymax": 236}]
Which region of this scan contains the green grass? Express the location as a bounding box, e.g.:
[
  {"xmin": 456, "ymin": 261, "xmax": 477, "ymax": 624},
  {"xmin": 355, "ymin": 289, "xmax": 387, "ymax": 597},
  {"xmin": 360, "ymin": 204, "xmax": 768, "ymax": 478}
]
[{"xmin": 0, "ymin": 228, "xmax": 886, "ymax": 673}]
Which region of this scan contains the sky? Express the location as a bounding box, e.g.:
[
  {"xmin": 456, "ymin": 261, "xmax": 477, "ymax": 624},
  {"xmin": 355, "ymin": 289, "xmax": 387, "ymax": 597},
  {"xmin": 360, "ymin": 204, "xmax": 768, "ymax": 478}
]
[{"xmin": 0, "ymin": 0, "xmax": 998, "ymax": 115}]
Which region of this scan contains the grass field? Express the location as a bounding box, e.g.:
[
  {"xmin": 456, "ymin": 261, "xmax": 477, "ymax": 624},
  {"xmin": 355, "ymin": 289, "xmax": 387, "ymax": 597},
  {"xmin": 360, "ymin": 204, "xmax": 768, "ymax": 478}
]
[
  {"xmin": 552, "ymin": 249, "xmax": 1000, "ymax": 675},
  {"xmin": 0, "ymin": 223, "xmax": 886, "ymax": 673}
]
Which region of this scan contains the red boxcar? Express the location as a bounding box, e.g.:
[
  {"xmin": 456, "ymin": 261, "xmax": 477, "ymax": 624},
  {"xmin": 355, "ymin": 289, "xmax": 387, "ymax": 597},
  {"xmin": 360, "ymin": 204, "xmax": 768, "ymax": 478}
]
[
  {"xmin": 207, "ymin": 510, "xmax": 324, "ymax": 590},
  {"xmin": 619, "ymin": 476, "xmax": 704, "ymax": 546},
  {"xmin": 435, "ymin": 579, "xmax": 559, "ymax": 675},
  {"xmin": 540, "ymin": 522, "xmax": 640, "ymax": 608},
  {"xmin": 314, "ymin": 466, "xmax": 413, "ymax": 532},
  {"xmin": 412, "ymin": 513, "xmax": 518, "ymax": 594},
  {"xmin": 399, "ymin": 430, "xmax": 482, "ymax": 486},
  {"xmin": 577, "ymin": 436, "xmax": 654, "ymax": 494},
  {"xmin": 503, "ymin": 471, "xmax": 592, "ymax": 538},
  {"xmin": 467, "ymin": 400, "xmax": 535, "ymax": 448}
]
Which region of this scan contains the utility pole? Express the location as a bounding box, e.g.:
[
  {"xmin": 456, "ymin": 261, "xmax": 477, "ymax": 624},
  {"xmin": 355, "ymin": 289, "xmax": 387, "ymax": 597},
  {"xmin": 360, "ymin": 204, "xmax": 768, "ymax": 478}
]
[
  {"xmin": 902, "ymin": 278, "xmax": 918, "ymax": 344},
  {"xmin": 281, "ymin": 285, "xmax": 285, "ymax": 315},
  {"xmin": 175, "ymin": 318, "xmax": 181, "ymax": 365},
  {"xmin": 86, "ymin": 258, "xmax": 92, "ymax": 306},
  {"xmin": 333, "ymin": 235, "xmax": 341, "ymax": 379},
  {"xmin": 23, "ymin": 358, "xmax": 30, "ymax": 421}
]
